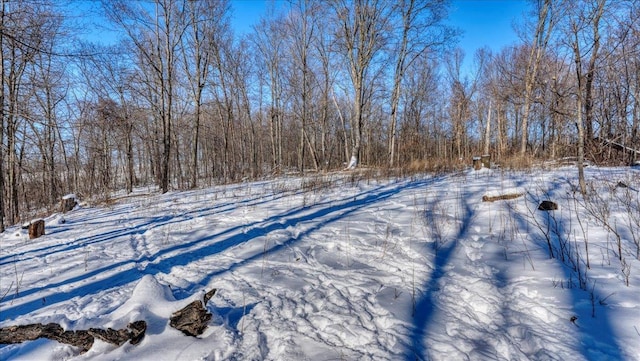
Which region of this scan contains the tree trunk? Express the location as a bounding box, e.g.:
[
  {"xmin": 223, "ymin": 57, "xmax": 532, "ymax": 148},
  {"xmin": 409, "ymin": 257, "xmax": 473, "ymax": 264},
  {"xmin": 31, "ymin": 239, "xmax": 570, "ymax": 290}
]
[
  {"xmin": 633, "ymin": 85, "xmax": 639, "ymax": 150},
  {"xmin": 336, "ymin": 0, "xmax": 389, "ymax": 169},
  {"xmin": 520, "ymin": 0, "xmax": 554, "ymax": 156},
  {"xmin": 8, "ymin": 111, "xmax": 19, "ymax": 224},
  {"xmin": 0, "ymin": 0, "xmax": 5, "ymax": 232},
  {"xmin": 191, "ymin": 101, "xmax": 201, "ymax": 189},
  {"xmin": 388, "ymin": 0, "xmax": 412, "ymax": 168},
  {"xmin": 583, "ymin": 0, "xmax": 605, "ymax": 151},
  {"xmin": 126, "ymin": 123, "xmax": 134, "ymax": 193},
  {"xmin": 484, "ymin": 100, "xmax": 492, "ymax": 155},
  {"xmin": 160, "ymin": 2, "xmax": 173, "ymax": 194},
  {"xmin": 573, "ymin": 31, "xmax": 587, "ymax": 195},
  {"xmin": 116, "ymin": 90, "xmax": 134, "ymax": 194},
  {"xmin": 350, "ymin": 77, "xmax": 363, "ymax": 169}
]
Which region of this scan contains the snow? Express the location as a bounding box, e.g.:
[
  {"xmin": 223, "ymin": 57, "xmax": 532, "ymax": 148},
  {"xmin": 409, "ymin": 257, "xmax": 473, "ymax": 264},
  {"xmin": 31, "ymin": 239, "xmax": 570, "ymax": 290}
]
[{"xmin": 1, "ymin": 167, "xmax": 639, "ymax": 360}]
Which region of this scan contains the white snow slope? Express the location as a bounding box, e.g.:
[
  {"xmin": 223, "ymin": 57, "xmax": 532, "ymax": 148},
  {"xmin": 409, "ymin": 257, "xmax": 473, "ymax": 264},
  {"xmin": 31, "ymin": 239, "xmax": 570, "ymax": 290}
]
[{"xmin": 1, "ymin": 166, "xmax": 639, "ymax": 361}]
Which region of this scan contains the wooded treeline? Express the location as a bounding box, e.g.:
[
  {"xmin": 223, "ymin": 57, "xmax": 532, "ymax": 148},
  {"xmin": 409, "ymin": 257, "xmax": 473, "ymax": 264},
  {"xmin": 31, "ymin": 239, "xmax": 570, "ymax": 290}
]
[{"xmin": 1, "ymin": 0, "xmax": 639, "ymax": 231}]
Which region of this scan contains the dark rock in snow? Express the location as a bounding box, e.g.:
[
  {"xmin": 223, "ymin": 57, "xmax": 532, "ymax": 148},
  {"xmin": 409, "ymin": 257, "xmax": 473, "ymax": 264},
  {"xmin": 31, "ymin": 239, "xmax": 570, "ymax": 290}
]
[{"xmin": 538, "ymin": 200, "xmax": 558, "ymax": 211}]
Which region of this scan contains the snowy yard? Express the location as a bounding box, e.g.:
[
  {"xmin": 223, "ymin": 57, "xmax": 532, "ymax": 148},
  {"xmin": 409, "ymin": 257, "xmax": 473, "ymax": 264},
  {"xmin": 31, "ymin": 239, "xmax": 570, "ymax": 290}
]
[{"xmin": 1, "ymin": 166, "xmax": 639, "ymax": 360}]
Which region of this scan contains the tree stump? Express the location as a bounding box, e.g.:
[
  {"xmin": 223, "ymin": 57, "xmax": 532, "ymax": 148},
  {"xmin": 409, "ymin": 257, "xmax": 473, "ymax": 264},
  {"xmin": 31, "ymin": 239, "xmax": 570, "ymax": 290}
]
[
  {"xmin": 61, "ymin": 194, "xmax": 77, "ymax": 213},
  {"xmin": 473, "ymin": 157, "xmax": 482, "ymax": 170},
  {"xmin": 28, "ymin": 219, "xmax": 45, "ymax": 239},
  {"xmin": 538, "ymin": 200, "xmax": 558, "ymax": 211}
]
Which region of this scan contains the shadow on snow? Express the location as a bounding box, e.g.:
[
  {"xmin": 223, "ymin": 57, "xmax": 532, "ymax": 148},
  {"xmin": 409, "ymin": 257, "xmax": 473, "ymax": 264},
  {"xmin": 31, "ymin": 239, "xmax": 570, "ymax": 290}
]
[
  {"xmin": 0, "ymin": 179, "xmax": 432, "ymax": 324},
  {"xmin": 406, "ymin": 182, "xmax": 475, "ymax": 361},
  {"xmin": 0, "ymin": 187, "xmax": 306, "ymax": 267},
  {"xmin": 509, "ymin": 177, "xmax": 623, "ymax": 361}
]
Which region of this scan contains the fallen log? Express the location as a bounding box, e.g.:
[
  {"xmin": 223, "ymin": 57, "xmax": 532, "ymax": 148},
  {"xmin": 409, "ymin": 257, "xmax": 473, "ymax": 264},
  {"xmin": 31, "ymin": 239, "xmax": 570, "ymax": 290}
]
[
  {"xmin": 169, "ymin": 288, "xmax": 217, "ymax": 337},
  {"xmin": 0, "ymin": 323, "xmax": 64, "ymax": 344},
  {"xmin": 0, "ymin": 323, "xmax": 95, "ymax": 353},
  {"xmin": 46, "ymin": 329, "xmax": 94, "ymax": 353},
  {"xmin": 0, "ymin": 321, "xmax": 147, "ymax": 353},
  {"xmin": 0, "ymin": 288, "xmax": 216, "ymax": 353},
  {"xmin": 88, "ymin": 320, "xmax": 147, "ymax": 346},
  {"xmin": 482, "ymin": 193, "xmax": 523, "ymax": 202}
]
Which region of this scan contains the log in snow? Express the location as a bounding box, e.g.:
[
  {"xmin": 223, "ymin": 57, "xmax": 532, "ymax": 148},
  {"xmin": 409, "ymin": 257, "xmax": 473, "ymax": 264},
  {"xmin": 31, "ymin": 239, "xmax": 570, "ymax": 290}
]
[
  {"xmin": 169, "ymin": 289, "xmax": 217, "ymax": 336},
  {"xmin": 481, "ymin": 193, "xmax": 523, "ymax": 202}
]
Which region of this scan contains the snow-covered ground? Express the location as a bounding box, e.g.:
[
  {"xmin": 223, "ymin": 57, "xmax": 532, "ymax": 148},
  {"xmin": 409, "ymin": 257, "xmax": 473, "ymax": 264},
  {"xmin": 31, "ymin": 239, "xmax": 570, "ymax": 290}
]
[{"xmin": 1, "ymin": 166, "xmax": 639, "ymax": 360}]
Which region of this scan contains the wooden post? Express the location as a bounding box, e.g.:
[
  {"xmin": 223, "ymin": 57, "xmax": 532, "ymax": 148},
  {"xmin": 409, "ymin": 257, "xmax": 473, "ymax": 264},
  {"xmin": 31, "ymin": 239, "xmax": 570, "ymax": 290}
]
[{"xmin": 481, "ymin": 154, "xmax": 491, "ymax": 169}]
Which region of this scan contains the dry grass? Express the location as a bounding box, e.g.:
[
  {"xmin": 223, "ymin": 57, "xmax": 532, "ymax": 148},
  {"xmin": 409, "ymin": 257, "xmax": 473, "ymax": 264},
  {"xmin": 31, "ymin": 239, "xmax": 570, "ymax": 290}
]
[
  {"xmin": 498, "ymin": 155, "xmax": 535, "ymax": 170},
  {"xmin": 403, "ymin": 158, "xmax": 465, "ymax": 175}
]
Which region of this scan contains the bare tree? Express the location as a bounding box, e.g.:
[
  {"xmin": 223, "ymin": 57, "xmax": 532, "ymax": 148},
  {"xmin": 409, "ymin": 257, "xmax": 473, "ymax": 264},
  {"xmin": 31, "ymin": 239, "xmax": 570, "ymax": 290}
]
[
  {"xmin": 0, "ymin": 0, "xmax": 6, "ymax": 232},
  {"xmin": 29, "ymin": 9, "xmax": 68, "ymax": 206},
  {"xmin": 210, "ymin": 28, "xmax": 236, "ymax": 182},
  {"xmin": 181, "ymin": 0, "xmax": 229, "ymax": 188},
  {"xmin": 228, "ymin": 39, "xmax": 259, "ymax": 179},
  {"xmin": 396, "ymin": 53, "xmax": 442, "ymax": 164},
  {"xmin": 582, "ymin": 0, "xmax": 606, "ymax": 149},
  {"xmin": 519, "ymin": 0, "xmax": 558, "ymax": 156},
  {"xmin": 104, "ymin": 0, "xmax": 185, "ymax": 193},
  {"xmin": 446, "ymin": 48, "xmax": 475, "ymax": 160},
  {"xmin": 565, "ymin": 0, "xmax": 606, "ymax": 194},
  {"xmin": 387, "ymin": 0, "xmax": 455, "ymax": 167},
  {"xmin": 285, "ymin": 0, "xmax": 319, "ymax": 174},
  {"xmin": 253, "ymin": 12, "xmax": 287, "ymax": 173},
  {"xmin": 74, "ymin": 42, "xmax": 138, "ymax": 194},
  {"xmin": 314, "ymin": 23, "xmax": 337, "ymax": 171},
  {"xmin": 332, "ymin": 0, "xmax": 390, "ymax": 169},
  {"xmin": 1, "ymin": 0, "xmax": 48, "ymax": 223},
  {"xmin": 597, "ymin": 9, "xmax": 639, "ymax": 164}
]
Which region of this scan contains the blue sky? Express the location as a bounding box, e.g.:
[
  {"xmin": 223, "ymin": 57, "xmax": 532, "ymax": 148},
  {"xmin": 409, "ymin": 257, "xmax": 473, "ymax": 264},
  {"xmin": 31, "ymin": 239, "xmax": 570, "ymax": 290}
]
[
  {"xmin": 231, "ymin": 0, "xmax": 528, "ymax": 46},
  {"xmin": 446, "ymin": 0, "xmax": 529, "ymax": 58},
  {"xmin": 70, "ymin": 0, "xmax": 529, "ymax": 71},
  {"xmin": 230, "ymin": 0, "xmax": 529, "ymax": 73},
  {"xmin": 446, "ymin": 0, "xmax": 529, "ymax": 74}
]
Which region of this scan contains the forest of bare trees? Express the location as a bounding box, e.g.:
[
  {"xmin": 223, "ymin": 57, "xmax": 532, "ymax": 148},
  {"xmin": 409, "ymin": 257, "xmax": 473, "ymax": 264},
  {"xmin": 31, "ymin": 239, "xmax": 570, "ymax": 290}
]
[{"xmin": 1, "ymin": 0, "xmax": 639, "ymax": 231}]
